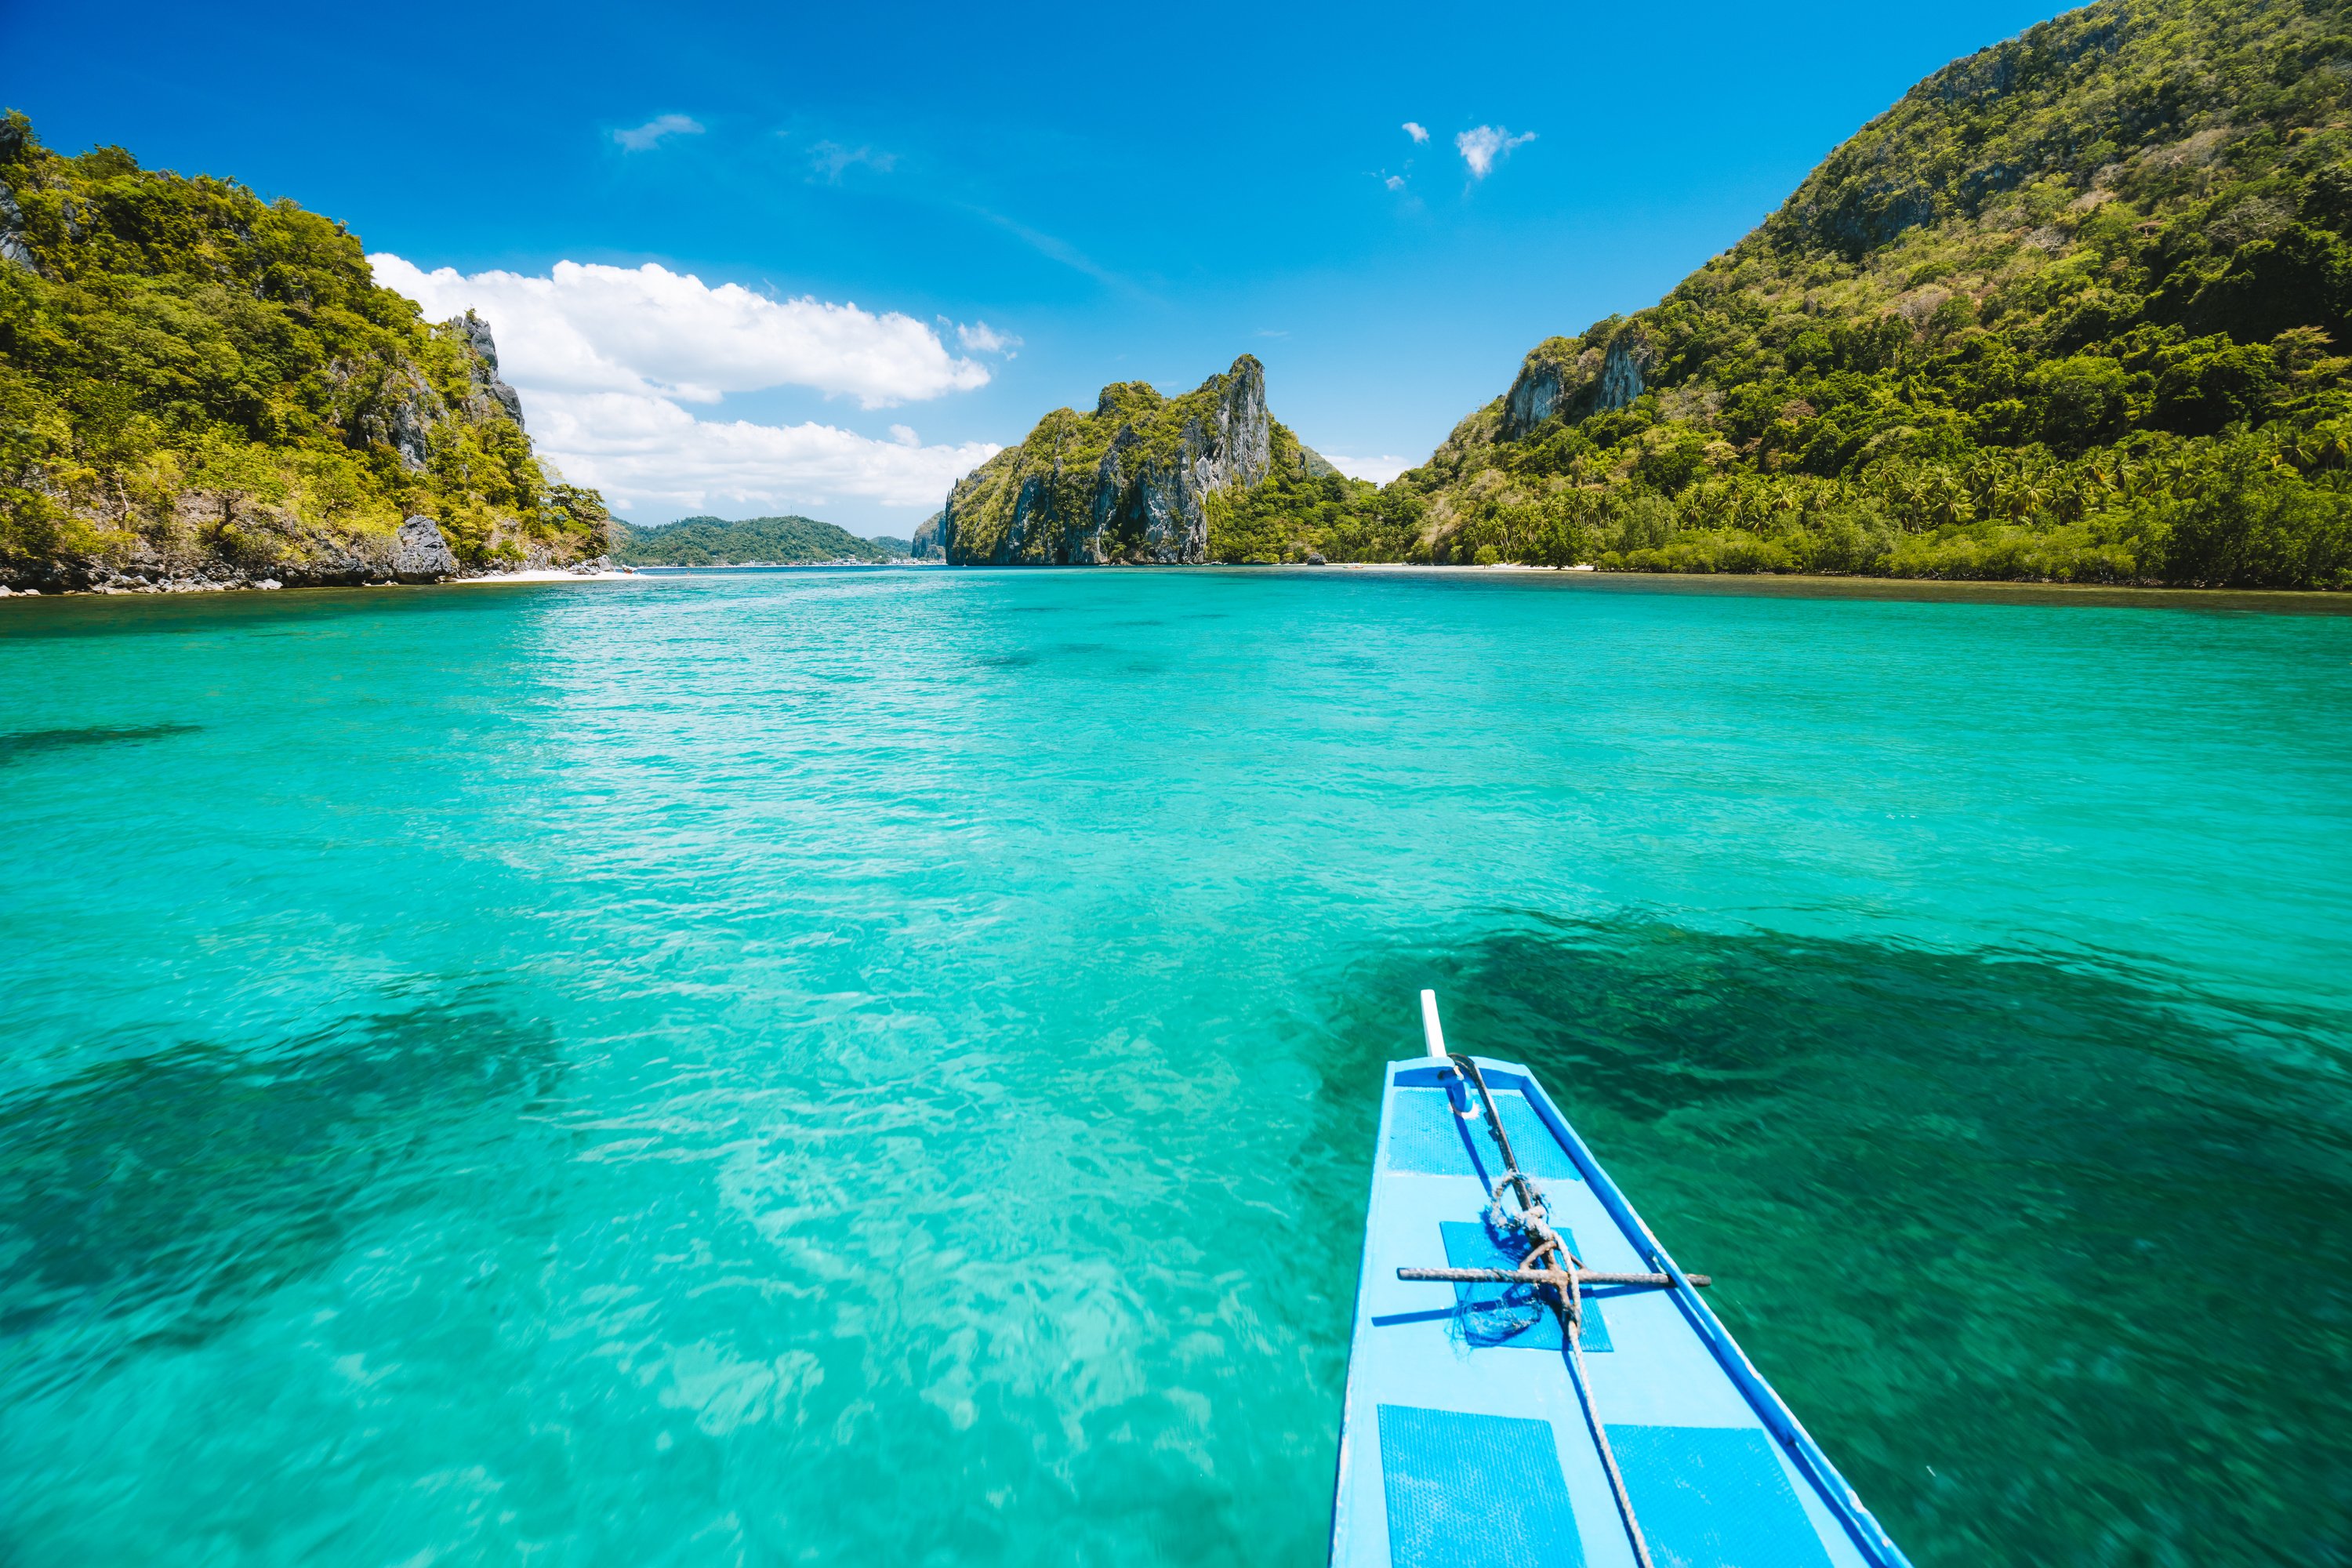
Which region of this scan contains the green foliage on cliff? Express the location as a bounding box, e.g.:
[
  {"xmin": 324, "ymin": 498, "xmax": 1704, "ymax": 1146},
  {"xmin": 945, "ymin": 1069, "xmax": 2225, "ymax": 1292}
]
[
  {"xmin": 611, "ymin": 515, "xmax": 902, "ymax": 565},
  {"xmin": 0, "ymin": 112, "xmax": 608, "ymax": 574},
  {"xmin": 1400, "ymin": 0, "xmax": 2352, "ymax": 587},
  {"xmin": 1203, "ymin": 434, "xmax": 1423, "ymax": 563}
]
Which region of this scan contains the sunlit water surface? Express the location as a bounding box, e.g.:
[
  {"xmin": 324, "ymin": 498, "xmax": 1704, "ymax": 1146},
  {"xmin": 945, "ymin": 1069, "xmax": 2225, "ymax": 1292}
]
[{"xmin": 2, "ymin": 569, "xmax": 2348, "ymax": 1566}]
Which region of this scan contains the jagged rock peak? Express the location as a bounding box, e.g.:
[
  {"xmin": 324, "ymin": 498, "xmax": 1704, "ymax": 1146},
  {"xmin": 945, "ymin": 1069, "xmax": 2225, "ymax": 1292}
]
[
  {"xmin": 938, "ymin": 354, "xmax": 1279, "ymax": 566},
  {"xmin": 442, "ymin": 310, "xmax": 526, "ymax": 430}
]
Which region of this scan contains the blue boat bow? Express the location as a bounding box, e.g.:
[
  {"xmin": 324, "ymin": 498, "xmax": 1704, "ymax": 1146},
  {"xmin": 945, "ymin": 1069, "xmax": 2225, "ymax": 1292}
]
[{"xmin": 1329, "ymin": 993, "xmax": 1913, "ymax": 1568}]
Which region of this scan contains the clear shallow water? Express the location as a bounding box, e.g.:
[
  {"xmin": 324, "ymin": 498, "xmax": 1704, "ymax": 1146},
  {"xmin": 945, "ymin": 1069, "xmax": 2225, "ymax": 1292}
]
[{"xmin": 1, "ymin": 568, "xmax": 2348, "ymax": 1566}]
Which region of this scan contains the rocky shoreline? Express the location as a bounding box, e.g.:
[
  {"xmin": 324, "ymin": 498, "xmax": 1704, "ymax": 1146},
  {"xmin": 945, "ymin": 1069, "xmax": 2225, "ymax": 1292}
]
[{"xmin": 0, "ymin": 515, "xmax": 614, "ymax": 597}]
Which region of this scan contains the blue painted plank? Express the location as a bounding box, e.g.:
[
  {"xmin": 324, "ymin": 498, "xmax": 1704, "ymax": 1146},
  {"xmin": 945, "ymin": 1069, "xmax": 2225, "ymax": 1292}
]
[
  {"xmin": 1605, "ymin": 1425, "xmax": 1837, "ymax": 1568},
  {"xmin": 1385, "ymin": 1087, "xmax": 1582, "ymax": 1181},
  {"xmin": 1377, "ymin": 1404, "xmax": 1587, "ymax": 1568}
]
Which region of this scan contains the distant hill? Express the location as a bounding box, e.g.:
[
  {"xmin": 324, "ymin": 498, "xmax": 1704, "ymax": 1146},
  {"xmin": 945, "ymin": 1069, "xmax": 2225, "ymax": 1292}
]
[
  {"xmin": 611, "ymin": 515, "xmax": 905, "ymax": 565},
  {"xmin": 1397, "ymin": 0, "xmax": 2352, "ymax": 587}
]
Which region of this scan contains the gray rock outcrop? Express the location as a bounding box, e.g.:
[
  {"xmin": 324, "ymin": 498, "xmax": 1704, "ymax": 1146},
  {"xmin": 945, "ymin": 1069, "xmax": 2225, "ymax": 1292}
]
[
  {"xmin": 1500, "ymin": 332, "xmax": 1652, "ymax": 441},
  {"xmin": 390, "ymin": 515, "xmax": 459, "ymax": 582},
  {"xmin": 446, "ymin": 310, "xmax": 525, "ymax": 428},
  {"xmin": 0, "ymin": 182, "xmax": 34, "ymax": 274},
  {"xmin": 339, "ymin": 365, "xmax": 444, "ymax": 470},
  {"xmin": 909, "ymin": 511, "xmax": 944, "ymax": 560},
  {"xmin": 0, "ymin": 510, "xmax": 580, "ymax": 593}
]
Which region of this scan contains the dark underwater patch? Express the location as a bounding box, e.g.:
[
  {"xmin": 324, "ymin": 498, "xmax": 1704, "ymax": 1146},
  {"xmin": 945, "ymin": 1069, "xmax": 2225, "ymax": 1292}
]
[
  {"xmin": 0, "ymin": 999, "xmax": 562, "ymax": 1391},
  {"xmin": 0, "ymin": 723, "xmax": 201, "ymax": 764}
]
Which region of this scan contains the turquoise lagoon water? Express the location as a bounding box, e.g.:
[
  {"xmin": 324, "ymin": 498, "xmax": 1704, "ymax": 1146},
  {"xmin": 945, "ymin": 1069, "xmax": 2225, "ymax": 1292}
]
[{"xmin": 2, "ymin": 568, "xmax": 2348, "ymax": 1566}]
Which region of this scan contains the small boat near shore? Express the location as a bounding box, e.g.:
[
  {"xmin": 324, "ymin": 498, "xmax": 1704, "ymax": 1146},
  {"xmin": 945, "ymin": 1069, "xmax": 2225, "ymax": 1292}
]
[{"xmin": 1330, "ymin": 993, "xmax": 1912, "ymax": 1568}]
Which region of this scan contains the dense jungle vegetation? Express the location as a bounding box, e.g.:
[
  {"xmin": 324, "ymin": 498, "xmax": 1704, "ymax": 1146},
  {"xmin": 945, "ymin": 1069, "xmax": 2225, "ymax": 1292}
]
[
  {"xmin": 1217, "ymin": 0, "xmax": 2352, "ymax": 586},
  {"xmin": 0, "ymin": 113, "xmax": 608, "ymax": 575},
  {"xmin": 611, "ymin": 515, "xmax": 904, "ymax": 565}
]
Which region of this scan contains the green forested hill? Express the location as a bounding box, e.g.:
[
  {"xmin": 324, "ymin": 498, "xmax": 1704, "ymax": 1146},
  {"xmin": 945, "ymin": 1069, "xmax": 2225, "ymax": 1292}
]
[
  {"xmin": 1389, "ymin": 0, "xmax": 2352, "ymax": 586},
  {"xmin": 611, "ymin": 515, "xmax": 903, "ymax": 565},
  {"xmin": 0, "ymin": 114, "xmax": 608, "ymax": 588}
]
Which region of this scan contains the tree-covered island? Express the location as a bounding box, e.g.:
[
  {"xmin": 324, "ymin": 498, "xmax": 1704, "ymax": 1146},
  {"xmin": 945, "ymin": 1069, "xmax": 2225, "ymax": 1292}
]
[{"xmin": 0, "ymin": 114, "xmax": 610, "ymax": 591}]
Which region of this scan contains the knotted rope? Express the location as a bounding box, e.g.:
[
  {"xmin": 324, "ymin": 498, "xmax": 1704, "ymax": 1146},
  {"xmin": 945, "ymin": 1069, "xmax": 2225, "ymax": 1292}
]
[{"xmin": 1398, "ymin": 1053, "xmax": 1661, "ymax": 1568}]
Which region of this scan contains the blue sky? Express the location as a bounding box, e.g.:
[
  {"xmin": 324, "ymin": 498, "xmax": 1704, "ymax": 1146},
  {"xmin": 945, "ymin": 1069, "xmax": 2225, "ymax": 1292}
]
[{"xmin": 5, "ymin": 0, "xmax": 2069, "ymax": 532}]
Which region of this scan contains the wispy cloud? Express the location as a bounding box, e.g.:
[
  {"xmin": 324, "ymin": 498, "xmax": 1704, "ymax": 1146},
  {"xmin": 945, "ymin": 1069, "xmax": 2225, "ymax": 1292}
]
[
  {"xmin": 1384, "ymin": 174, "xmax": 1407, "ymax": 191},
  {"xmin": 613, "ymin": 114, "xmax": 705, "ymax": 152},
  {"xmin": 1403, "ymin": 122, "xmax": 1429, "ymax": 143},
  {"xmin": 1456, "ymin": 125, "xmax": 1535, "ymax": 180},
  {"xmin": 955, "ymin": 320, "xmax": 1022, "ymax": 354},
  {"xmin": 810, "ymin": 140, "xmax": 897, "ymax": 181},
  {"xmin": 964, "ymin": 205, "xmax": 1143, "ymax": 297}
]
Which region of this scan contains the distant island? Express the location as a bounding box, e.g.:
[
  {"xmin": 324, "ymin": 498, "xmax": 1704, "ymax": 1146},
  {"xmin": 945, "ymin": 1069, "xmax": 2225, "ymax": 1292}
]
[{"xmin": 611, "ymin": 515, "xmax": 913, "ymax": 567}]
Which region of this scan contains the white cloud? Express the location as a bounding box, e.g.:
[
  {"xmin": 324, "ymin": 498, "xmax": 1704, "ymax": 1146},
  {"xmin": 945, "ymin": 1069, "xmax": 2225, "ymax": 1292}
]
[
  {"xmin": 369, "ymin": 254, "xmax": 987, "ymax": 409},
  {"xmin": 1403, "ymin": 122, "xmax": 1429, "ymax": 143},
  {"xmin": 613, "ymin": 114, "xmax": 704, "ymax": 152},
  {"xmin": 1385, "ymin": 174, "xmax": 1407, "ymax": 191},
  {"xmin": 370, "ymin": 253, "xmax": 1002, "ymax": 519},
  {"xmin": 1323, "ymin": 452, "xmax": 1414, "ymax": 485},
  {"xmin": 1456, "ymin": 125, "xmax": 1536, "ymax": 179},
  {"xmin": 523, "ymin": 391, "xmax": 996, "ymax": 514},
  {"xmin": 955, "ymin": 320, "xmax": 1022, "ymax": 354}
]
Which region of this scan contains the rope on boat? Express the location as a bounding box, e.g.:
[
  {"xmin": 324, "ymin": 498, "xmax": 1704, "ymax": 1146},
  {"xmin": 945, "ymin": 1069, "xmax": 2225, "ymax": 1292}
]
[
  {"xmin": 1398, "ymin": 1266, "xmax": 1712, "ymax": 1288},
  {"xmin": 1436, "ymin": 1049, "xmax": 1658, "ymax": 1568}
]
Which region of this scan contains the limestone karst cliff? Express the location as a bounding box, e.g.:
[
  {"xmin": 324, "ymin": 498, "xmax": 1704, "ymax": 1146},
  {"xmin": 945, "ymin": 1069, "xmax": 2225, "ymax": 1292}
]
[
  {"xmin": 941, "ymin": 355, "xmax": 1341, "ymax": 565},
  {"xmin": 1499, "ymin": 332, "xmax": 1652, "ymax": 442},
  {"xmin": 909, "ymin": 512, "xmax": 945, "ymax": 560}
]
